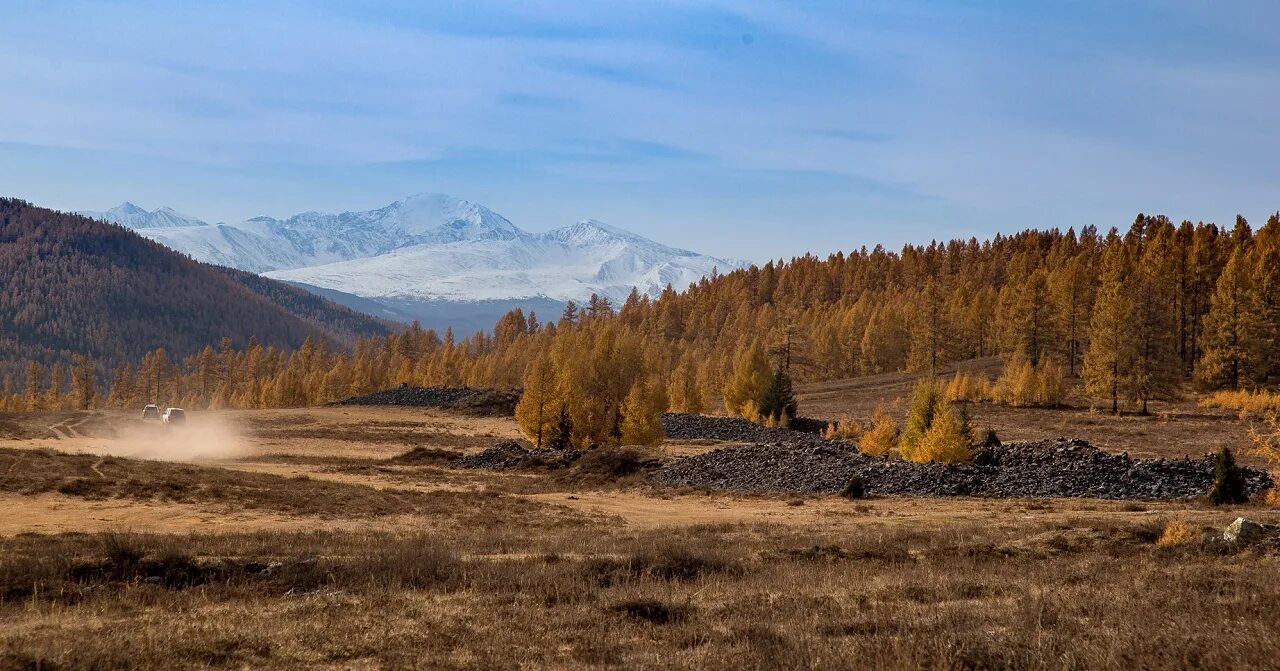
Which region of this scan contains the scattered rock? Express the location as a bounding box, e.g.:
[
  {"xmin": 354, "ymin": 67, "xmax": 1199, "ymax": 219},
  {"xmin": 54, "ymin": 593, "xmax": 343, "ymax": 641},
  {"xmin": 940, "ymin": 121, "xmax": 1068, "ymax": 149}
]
[
  {"xmin": 651, "ymin": 438, "xmax": 1274, "ymax": 500},
  {"xmin": 331, "ymin": 386, "xmax": 519, "ymax": 416},
  {"xmin": 1223, "ymin": 517, "xmax": 1271, "ymax": 544}
]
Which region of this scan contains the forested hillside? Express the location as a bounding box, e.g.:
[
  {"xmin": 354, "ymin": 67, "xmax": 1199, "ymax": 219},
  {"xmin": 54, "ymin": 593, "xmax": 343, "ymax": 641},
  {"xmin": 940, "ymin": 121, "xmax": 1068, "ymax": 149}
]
[
  {"xmin": 7, "ymin": 210, "xmax": 1280, "ymax": 450},
  {"xmin": 0, "ymin": 199, "xmax": 394, "ymax": 381}
]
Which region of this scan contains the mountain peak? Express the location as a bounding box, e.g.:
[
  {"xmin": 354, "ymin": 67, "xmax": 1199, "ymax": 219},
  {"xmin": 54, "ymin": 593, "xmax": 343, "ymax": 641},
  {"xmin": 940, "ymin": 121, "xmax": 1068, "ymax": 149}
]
[
  {"xmin": 84, "ymin": 202, "xmax": 206, "ymax": 229},
  {"xmin": 543, "ymin": 218, "xmax": 661, "ymax": 249},
  {"xmin": 379, "ymin": 191, "xmax": 521, "ymax": 241},
  {"xmin": 110, "ymin": 202, "xmax": 147, "ymax": 215}
]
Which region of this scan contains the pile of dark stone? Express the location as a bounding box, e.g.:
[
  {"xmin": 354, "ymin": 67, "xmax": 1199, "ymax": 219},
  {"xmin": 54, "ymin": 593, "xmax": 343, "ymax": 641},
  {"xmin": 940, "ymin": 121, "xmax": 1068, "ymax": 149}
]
[
  {"xmin": 660, "ymin": 413, "xmax": 833, "ymax": 446},
  {"xmin": 332, "ymin": 385, "xmax": 519, "ymax": 416},
  {"xmin": 650, "ymin": 438, "xmax": 1275, "ymax": 500},
  {"xmin": 452, "ymin": 440, "xmax": 582, "ymax": 470}
]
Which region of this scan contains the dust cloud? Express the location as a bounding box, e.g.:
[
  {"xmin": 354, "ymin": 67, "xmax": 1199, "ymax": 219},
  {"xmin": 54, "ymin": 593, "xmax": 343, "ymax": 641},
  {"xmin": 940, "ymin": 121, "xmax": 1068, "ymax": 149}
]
[{"xmin": 102, "ymin": 413, "xmax": 248, "ymax": 462}]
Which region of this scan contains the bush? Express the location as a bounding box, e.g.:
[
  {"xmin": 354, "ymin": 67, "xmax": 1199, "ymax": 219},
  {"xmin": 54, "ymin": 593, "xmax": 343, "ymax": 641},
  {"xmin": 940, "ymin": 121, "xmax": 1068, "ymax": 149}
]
[
  {"xmin": 945, "ymin": 372, "xmax": 991, "ymax": 402},
  {"xmin": 900, "ymin": 380, "xmax": 943, "ymax": 456},
  {"xmin": 859, "ymin": 407, "xmax": 898, "ymax": 456},
  {"xmin": 839, "ymin": 476, "xmax": 865, "ymax": 500},
  {"xmin": 547, "ymin": 407, "xmax": 574, "ymax": 451},
  {"xmin": 990, "ymin": 357, "xmax": 1064, "ymax": 407},
  {"xmin": 979, "ymin": 428, "xmax": 1001, "ymax": 447},
  {"xmin": 823, "ymin": 414, "xmax": 864, "ymax": 442},
  {"xmin": 1157, "ymin": 520, "xmax": 1198, "ymax": 547},
  {"xmin": 906, "ymin": 403, "xmax": 975, "ymax": 464},
  {"xmin": 1207, "ymin": 446, "xmax": 1249, "ymax": 505}
]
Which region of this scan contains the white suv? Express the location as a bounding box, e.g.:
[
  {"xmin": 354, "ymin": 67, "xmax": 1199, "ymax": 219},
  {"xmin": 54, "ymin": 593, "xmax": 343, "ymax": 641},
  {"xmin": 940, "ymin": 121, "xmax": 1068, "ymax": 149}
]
[{"xmin": 162, "ymin": 408, "xmax": 186, "ymax": 425}]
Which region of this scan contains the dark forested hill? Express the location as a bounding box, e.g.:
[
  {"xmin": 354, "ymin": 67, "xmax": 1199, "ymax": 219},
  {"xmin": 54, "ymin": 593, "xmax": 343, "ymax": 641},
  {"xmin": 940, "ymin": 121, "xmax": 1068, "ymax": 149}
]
[{"xmin": 0, "ymin": 198, "xmax": 394, "ymax": 377}]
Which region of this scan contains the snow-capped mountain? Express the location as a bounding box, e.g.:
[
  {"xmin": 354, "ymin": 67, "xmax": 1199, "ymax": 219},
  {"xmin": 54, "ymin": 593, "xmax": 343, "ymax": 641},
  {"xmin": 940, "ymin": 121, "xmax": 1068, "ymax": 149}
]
[
  {"xmin": 81, "ymin": 194, "xmax": 742, "ymax": 330},
  {"xmin": 81, "ymin": 202, "xmax": 207, "ymax": 229},
  {"xmin": 81, "ymin": 194, "xmax": 520, "ymax": 273},
  {"xmin": 264, "ymin": 219, "xmax": 730, "ymax": 304}
]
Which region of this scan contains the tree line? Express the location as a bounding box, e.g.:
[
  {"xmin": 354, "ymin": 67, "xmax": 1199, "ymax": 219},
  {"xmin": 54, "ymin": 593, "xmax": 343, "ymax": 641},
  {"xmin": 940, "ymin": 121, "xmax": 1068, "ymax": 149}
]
[{"xmin": 5, "ymin": 213, "xmax": 1280, "ymax": 447}]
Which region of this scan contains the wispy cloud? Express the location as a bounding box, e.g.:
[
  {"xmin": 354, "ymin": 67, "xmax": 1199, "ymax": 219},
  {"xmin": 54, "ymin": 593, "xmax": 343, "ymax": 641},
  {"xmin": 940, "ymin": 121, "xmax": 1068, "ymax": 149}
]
[{"xmin": 2, "ymin": 1, "xmax": 1279, "ymax": 259}]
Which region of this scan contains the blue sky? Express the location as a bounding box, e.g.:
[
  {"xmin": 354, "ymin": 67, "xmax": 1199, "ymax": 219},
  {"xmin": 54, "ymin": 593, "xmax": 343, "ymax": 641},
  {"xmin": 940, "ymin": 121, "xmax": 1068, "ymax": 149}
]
[{"xmin": 2, "ymin": 1, "xmax": 1278, "ymax": 260}]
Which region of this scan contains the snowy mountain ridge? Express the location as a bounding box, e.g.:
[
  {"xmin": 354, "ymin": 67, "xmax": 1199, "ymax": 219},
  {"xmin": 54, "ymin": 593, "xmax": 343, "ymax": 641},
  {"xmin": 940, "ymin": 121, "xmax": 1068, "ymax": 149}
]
[{"xmin": 80, "ymin": 194, "xmax": 743, "ymax": 324}]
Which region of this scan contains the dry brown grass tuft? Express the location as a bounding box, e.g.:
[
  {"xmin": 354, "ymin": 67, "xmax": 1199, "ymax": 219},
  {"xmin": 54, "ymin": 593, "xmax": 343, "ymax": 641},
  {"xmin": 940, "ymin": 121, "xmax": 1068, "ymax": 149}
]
[{"xmin": 1157, "ymin": 520, "xmax": 1198, "ymax": 547}]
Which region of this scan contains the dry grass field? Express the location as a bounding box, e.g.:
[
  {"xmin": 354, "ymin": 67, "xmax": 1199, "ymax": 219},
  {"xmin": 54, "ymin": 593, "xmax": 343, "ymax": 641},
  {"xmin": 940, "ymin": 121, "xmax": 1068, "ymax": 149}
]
[{"xmin": 3, "ymin": 376, "xmax": 1280, "ymax": 670}]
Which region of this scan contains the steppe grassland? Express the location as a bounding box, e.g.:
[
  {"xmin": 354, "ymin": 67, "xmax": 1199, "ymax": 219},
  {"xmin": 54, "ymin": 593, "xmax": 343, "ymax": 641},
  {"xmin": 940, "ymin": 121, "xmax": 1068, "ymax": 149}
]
[{"xmin": 1, "ymin": 393, "xmax": 1279, "ymax": 669}]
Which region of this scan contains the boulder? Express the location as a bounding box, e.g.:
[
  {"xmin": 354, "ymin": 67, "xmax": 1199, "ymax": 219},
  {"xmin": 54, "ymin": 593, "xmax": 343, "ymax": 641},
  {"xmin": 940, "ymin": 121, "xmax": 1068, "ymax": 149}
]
[{"xmin": 1223, "ymin": 517, "xmax": 1269, "ymax": 544}]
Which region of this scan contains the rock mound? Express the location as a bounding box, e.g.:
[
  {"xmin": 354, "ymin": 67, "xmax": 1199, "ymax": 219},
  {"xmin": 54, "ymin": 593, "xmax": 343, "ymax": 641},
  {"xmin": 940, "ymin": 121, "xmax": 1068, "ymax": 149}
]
[
  {"xmin": 660, "ymin": 413, "xmax": 832, "ymax": 446},
  {"xmin": 452, "ymin": 440, "xmax": 581, "ymax": 470},
  {"xmin": 651, "ymin": 438, "xmax": 1274, "ymax": 500},
  {"xmin": 332, "ymin": 386, "xmax": 519, "ymax": 416}
]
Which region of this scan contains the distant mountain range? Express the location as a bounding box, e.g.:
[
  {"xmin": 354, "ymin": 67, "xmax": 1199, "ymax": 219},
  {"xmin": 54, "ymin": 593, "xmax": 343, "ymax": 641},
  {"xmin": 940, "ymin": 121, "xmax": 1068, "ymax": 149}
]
[
  {"xmin": 0, "ymin": 199, "xmax": 393, "ymax": 377},
  {"xmin": 81, "ymin": 194, "xmax": 744, "ymax": 332}
]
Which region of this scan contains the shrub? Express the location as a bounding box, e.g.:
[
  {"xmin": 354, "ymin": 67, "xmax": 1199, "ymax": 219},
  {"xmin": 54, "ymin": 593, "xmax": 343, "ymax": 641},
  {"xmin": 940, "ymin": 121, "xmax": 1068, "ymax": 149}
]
[
  {"xmin": 907, "ymin": 403, "xmax": 975, "ymax": 464},
  {"xmin": 839, "ymin": 476, "xmax": 865, "ymax": 500},
  {"xmin": 1157, "ymin": 520, "xmax": 1198, "ymax": 547},
  {"xmin": 900, "ymin": 380, "xmax": 943, "ymax": 456},
  {"xmin": 1207, "ymin": 446, "xmax": 1249, "ymax": 505},
  {"xmin": 823, "ymin": 414, "xmax": 864, "ymax": 441},
  {"xmin": 859, "ymin": 407, "xmax": 898, "ymax": 456},
  {"xmin": 762, "ymin": 412, "xmax": 791, "ymax": 429},
  {"xmin": 990, "ymin": 357, "xmax": 1065, "ymax": 407},
  {"xmin": 945, "ymin": 372, "xmax": 991, "ymax": 402},
  {"xmin": 979, "ymin": 428, "xmax": 1001, "ymax": 447}
]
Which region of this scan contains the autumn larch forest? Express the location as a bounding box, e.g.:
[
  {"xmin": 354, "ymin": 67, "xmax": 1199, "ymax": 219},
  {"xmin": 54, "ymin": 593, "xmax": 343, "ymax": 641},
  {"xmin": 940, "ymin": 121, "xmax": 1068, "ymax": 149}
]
[{"xmin": 6, "ymin": 209, "xmax": 1280, "ymax": 450}]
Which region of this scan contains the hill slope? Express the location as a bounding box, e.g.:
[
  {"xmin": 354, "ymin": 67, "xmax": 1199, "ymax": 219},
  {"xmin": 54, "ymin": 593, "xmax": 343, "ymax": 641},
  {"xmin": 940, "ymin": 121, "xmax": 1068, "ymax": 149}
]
[{"xmin": 0, "ymin": 199, "xmax": 394, "ymax": 377}]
